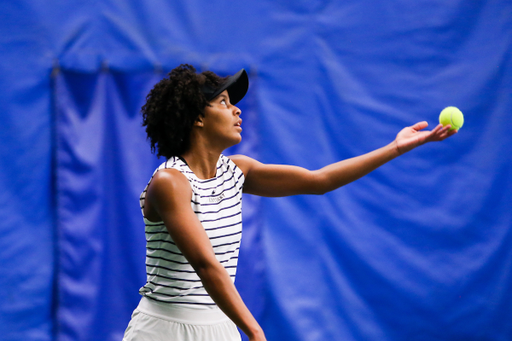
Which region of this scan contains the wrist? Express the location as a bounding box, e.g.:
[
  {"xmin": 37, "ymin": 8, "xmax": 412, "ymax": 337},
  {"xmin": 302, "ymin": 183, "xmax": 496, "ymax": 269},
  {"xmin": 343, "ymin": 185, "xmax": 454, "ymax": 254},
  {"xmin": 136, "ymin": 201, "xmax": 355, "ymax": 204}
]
[
  {"xmin": 387, "ymin": 140, "xmax": 403, "ymax": 157},
  {"xmin": 393, "ymin": 140, "xmax": 403, "ymax": 156},
  {"xmin": 245, "ymin": 324, "xmax": 264, "ymax": 339}
]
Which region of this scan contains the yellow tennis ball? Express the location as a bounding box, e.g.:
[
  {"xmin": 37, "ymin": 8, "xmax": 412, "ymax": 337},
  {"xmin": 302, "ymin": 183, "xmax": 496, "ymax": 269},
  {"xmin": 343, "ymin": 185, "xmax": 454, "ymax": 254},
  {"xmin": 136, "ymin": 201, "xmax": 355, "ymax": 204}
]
[{"xmin": 439, "ymin": 106, "xmax": 464, "ymax": 130}]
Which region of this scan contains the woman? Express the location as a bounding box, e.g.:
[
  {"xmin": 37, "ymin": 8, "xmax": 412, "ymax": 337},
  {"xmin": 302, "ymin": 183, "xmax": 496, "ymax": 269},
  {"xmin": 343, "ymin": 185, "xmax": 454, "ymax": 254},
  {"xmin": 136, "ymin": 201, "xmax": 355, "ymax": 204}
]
[{"xmin": 122, "ymin": 64, "xmax": 456, "ymax": 341}]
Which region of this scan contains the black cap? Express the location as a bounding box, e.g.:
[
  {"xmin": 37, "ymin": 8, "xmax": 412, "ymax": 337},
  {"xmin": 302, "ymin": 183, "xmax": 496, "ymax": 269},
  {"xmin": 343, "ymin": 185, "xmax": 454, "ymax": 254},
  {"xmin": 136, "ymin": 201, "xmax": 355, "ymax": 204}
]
[{"xmin": 201, "ymin": 69, "xmax": 249, "ymax": 105}]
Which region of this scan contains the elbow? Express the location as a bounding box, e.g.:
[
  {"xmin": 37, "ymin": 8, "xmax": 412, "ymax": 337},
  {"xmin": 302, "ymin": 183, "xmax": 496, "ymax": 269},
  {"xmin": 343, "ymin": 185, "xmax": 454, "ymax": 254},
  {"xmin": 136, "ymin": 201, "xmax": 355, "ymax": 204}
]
[
  {"xmin": 307, "ymin": 171, "xmax": 332, "ymax": 195},
  {"xmin": 191, "ymin": 258, "xmax": 223, "ymax": 280}
]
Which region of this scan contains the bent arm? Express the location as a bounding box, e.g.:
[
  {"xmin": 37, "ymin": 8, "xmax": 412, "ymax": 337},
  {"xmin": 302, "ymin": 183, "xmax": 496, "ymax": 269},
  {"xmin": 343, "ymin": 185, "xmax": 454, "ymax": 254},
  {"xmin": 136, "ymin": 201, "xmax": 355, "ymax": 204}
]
[
  {"xmin": 231, "ymin": 122, "xmax": 456, "ymax": 197},
  {"xmin": 146, "ymin": 169, "xmax": 265, "ymax": 341}
]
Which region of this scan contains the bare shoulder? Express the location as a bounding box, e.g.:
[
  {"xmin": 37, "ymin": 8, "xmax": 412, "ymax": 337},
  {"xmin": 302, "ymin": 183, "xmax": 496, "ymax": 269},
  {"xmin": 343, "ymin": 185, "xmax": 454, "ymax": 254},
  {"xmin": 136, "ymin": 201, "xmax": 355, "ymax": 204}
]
[
  {"xmin": 143, "ymin": 168, "xmax": 192, "ymax": 221},
  {"xmin": 148, "ymin": 168, "xmax": 192, "ymax": 201},
  {"xmin": 228, "ymin": 154, "xmax": 262, "ymax": 176}
]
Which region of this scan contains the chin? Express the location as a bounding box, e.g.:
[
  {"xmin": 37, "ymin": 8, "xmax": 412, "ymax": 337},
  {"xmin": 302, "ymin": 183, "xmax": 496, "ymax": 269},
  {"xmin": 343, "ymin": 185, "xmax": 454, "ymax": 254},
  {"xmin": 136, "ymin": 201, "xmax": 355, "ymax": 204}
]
[
  {"xmin": 228, "ymin": 135, "xmax": 242, "ymax": 147},
  {"xmin": 219, "ymin": 136, "xmax": 242, "ymax": 152}
]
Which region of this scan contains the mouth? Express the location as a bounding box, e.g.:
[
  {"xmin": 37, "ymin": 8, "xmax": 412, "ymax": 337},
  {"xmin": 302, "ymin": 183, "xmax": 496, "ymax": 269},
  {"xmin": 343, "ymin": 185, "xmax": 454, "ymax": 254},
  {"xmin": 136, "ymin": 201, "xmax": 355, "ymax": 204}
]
[{"xmin": 235, "ymin": 119, "xmax": 242, "ymax": 128}]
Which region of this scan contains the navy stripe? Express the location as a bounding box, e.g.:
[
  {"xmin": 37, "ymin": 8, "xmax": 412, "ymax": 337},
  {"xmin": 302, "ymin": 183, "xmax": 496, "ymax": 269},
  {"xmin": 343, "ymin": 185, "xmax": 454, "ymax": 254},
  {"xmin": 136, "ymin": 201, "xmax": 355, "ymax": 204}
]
[
  {"xmin": 145, "ymin": 218, "xmax": 242, "ymax": 235},
  {"xmin": 145, "ymin": 296, "xmax": 217, "ymax": 305},
  {"xmin": 220, "ymin": 257, "xmax": 238, "ymax": 264},
  {"xmin": 212, "ymin": 240, "xmax": 241, "ymax": 248},
  {"xmin": 146, "ymin": 254, "xmax": 187, "ymax": 265},
  {"xmin": 146, "ymin": 238, "xmax": 176, "ymax": 246},
  {"xmin": 205, "ymin": 220, "xmax": 242, "ymax": 232},
  {"xmin": 194, "ymin": 166, "xmax": 228, "ymax": 184},
  {"xmin": 150, "ymin": 291, "xmax": 211, "ymax": 298},
  {"xmin": 215, "ymin": 247, "xmax": 240, "ymax": 256},
  {"xmin": 195, "ymin": 171, "xmax": 235, "ymax": 192},
  {"xmin": 200, "ymin": 211, "xmax": 241, "ymax": 223},
  {"xmin": 147, "ymin": 280, "xmax": 203, "ymax": 291},
  {"xmin": 148, "ymin": 234, "xmax": 242, "ymax": 247},
  {"xmin": 145, "ymin": 230, "xmax": 169, "ymax": 235},
  {"xmin": 209, "ymin": 231, "xmax": 242, "ymax": 240},
  {"xmin": 148, "ymin": 272, "xmax": 202, "ymax": 283},
  {"xmin": 147, "ymin": 246, "xmax": 182, "ymax": 256},
  {"xmin": 145, "ymin": 221, "xmax": 165, "ymax": 227},
  {"xmin": 146, "ymin": 263, "xmax": 196, "ymax": 274},
  {"xmin": 195, "ymin": 201, "xmax": 241, "ymax": 215},
  {"xmin": 143, "ymin": 286, "xmax": 210, "ymax": 297},
  {"xmin": 147, "ymin": 253, "xmax": 238, "ymax": 268},
  {"xmin": 147, "ymin": 270, "xmax": 236, "ymax": 284}
]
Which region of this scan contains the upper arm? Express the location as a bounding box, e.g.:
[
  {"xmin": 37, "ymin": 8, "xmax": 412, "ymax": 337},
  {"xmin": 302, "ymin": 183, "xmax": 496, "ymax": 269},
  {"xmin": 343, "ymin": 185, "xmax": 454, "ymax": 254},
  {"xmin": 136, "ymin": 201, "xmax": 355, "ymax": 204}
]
[
  {"xmin": 229, "ymin": 155, "xmax": 325, "ymax": 196},
  {"xmin": 146, "ymin": 169, "xmax": 218, "ymax": 269}
]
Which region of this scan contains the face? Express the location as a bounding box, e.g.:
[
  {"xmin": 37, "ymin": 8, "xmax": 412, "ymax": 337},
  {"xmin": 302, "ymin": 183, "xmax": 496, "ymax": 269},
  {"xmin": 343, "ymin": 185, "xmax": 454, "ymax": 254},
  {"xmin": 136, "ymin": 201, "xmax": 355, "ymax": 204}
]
[{"xmin": 196, "ymin": 90, "xmax": 242, "ymax": 150}]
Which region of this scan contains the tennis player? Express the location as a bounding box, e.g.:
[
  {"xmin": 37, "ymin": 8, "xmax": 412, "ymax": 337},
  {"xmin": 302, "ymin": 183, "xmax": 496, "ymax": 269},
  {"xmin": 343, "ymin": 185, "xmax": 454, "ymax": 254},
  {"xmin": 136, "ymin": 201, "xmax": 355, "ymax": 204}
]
[{"xmin": 122, "ymin": 64, "xmax": 456, "ymax": 341}]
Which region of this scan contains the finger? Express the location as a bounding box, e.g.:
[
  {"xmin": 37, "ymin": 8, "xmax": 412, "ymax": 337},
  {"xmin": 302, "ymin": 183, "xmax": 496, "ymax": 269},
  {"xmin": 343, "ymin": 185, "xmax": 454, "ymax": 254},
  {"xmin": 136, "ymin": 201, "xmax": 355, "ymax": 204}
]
[
  {"xmin": 411, "ymin": 121, "xmax": 429, "ymax": 131},
  {"xmin": 430, "ymin": 123, "xmax": 444, "ymax": 135},
  {"xmin": 424, "ymin": 124, "xmax": 443, "ymax": 141},
  {"xmin": 447, "ymin": 129, "xmax": 458, "ymax": 137},
  {"xmin": 425, "ymin": 124, "xmax": 447, "ymax": 142},
  {"xmin": 439, "ymin": 124, "xmax": 455, "ymax": 135},
  {"xmin": 438, "ymin": 127, "xmax": 458, "ymax": 140}
]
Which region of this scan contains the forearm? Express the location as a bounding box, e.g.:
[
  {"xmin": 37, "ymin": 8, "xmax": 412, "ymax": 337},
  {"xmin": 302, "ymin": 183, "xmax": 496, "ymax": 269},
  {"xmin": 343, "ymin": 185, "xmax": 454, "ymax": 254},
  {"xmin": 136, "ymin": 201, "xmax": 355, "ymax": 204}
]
[
  {"xmin": 238, "ymin": 142, "xmax": 401, "ymax": 197},
  {"xmin": 196, "ymin": 263, "xmax": 264, "ymax": 340},
  {"xmin": 312, "ymin": 141, "xmax": 400, "ymax": 194}
]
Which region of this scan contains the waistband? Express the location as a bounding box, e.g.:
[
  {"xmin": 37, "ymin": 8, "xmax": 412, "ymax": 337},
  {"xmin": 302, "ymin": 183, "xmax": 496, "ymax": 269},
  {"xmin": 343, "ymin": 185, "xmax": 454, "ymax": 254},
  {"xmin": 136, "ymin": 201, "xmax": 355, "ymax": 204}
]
[{"xmin": 136, "ymin": 297, "xmax": 230, "ymax": 325}]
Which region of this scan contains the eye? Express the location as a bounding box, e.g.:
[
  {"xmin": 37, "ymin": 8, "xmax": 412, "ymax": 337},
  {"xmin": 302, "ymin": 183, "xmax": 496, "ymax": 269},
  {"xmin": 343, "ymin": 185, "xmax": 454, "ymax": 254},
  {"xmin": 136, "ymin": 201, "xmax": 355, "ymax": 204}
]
[{"xmin": 220, "ymin": 99, "xmax": 227, "ymax": 106}]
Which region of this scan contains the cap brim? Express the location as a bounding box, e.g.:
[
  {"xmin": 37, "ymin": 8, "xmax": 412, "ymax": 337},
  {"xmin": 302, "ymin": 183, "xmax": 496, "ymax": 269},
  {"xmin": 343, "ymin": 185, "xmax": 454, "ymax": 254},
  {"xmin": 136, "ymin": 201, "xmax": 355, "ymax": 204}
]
[{"xmin": 207, "ymin": 69, "xmax": 249, "ymax": 105}]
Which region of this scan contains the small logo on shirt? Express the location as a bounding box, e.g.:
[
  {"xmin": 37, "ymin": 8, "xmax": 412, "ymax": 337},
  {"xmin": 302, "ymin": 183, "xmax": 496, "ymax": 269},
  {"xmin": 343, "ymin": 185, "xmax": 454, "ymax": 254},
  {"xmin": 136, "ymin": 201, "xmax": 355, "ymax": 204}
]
[{"xmin": 209, "ymin": 192, "xmax": 225, "ymax": 203}]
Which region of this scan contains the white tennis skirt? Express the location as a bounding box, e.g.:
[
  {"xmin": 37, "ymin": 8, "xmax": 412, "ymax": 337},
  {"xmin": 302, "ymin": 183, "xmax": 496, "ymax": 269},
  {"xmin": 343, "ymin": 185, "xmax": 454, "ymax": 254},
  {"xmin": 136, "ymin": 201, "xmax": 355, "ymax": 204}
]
[{"xmin": 122, "ymin": 297, "xmax": 241, "ymax": 341}]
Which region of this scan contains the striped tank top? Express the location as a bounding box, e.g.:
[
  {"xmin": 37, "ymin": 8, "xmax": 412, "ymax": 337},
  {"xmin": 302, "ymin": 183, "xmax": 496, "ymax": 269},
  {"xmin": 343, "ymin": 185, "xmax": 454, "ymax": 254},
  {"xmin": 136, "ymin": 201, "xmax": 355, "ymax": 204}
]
[{"xmin": 138, "ymin": 155, "xmax": 245, "ymax": 308}]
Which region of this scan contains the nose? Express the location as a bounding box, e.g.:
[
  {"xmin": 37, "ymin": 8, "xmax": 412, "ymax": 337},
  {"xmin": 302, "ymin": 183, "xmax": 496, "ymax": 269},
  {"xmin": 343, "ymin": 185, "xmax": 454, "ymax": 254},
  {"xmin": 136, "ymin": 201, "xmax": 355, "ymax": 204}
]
[{"xmin": 233, "ymin": 105, "xmax": 241, "ymax": 116}]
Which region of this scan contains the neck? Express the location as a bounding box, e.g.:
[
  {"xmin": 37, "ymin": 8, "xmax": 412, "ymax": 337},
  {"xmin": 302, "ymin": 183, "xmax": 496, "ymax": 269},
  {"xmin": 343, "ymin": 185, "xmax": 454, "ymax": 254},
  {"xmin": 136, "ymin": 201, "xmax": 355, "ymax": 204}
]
[{"xmin": 180, "ymin": 144, "xmax": 221, "ymax": 180}]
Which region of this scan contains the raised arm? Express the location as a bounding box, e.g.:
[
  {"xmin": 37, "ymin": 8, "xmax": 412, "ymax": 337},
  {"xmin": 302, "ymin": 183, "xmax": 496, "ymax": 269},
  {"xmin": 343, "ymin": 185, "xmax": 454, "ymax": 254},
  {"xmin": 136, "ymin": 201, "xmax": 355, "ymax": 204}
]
[
  {"xmin": 145, "ymin": 169, "xmax": 266, "ymax": 341},
  {"xmin": 230, "ymin": 122, "xmax": 456, "ymax": 197}
]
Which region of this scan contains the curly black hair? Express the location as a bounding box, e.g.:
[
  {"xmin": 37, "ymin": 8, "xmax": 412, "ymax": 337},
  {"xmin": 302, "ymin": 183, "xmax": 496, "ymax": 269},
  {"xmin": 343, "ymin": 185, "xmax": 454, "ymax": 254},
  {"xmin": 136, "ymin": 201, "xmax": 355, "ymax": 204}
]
[{"xmin": 142, "ymin": 64, "xmax": 226, "ymax": 158}]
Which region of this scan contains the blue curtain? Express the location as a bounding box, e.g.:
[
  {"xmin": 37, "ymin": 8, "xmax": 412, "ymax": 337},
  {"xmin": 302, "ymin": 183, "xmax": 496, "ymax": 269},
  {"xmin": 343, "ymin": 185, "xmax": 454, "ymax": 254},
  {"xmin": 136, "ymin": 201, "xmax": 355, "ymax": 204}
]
[{"xmin": 2, "ymin": 1, "xmax": 512, "ymax": 341}]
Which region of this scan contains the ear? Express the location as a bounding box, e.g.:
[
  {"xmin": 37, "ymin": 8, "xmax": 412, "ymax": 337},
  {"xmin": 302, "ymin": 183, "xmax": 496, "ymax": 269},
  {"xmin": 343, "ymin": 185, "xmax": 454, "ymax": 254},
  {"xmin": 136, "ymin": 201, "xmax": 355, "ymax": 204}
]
[{"xmin": 194, "ymin": 115, "xmax": 204, "ymax": 127}]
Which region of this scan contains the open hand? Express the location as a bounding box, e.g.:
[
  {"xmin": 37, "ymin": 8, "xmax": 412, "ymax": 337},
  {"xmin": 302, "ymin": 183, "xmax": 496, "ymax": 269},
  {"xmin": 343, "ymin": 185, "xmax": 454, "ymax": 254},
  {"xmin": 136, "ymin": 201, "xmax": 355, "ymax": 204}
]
[{"xmin": 395, "ymin": 121, "xmax": 457, "ymax": 155}]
